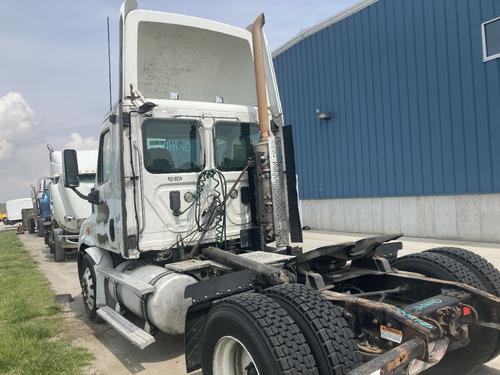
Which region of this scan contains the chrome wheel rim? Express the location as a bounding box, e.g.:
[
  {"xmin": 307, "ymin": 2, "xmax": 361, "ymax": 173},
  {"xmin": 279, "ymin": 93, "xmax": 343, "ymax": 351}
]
[
  {"xmin": 213, "ymin": 336, "xmax": 260, "ymax": 375},
  {"xmin": 81, "ymin": 267, "xmax": 95, "ymax": 310}
]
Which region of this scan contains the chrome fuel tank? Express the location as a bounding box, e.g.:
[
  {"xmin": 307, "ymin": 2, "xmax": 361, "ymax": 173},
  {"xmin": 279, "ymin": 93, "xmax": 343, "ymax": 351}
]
[{"xmin": 108, "ymin": 263, "xmax": 197, "ymax": 335}]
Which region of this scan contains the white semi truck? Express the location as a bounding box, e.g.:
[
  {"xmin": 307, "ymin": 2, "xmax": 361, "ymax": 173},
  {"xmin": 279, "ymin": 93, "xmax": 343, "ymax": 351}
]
[
  {"xmin": 4, "ymin": 198, "xmax": 33, "ymax": 225},
  {"xmin": 47, "ymin": 146, "xmax": 97, "ymax": 262},
  {"xmin": 61, "ymin": 2, "xmax": 500, "ymax": 374}
]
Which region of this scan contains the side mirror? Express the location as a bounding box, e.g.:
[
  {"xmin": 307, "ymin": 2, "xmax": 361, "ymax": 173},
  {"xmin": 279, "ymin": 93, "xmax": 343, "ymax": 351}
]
[
  {"xmin": 62, "ymin": 149, "xmax": 80, "ymax": 188},
  {"xmin": 88, "ymin": 189, "xmax": 101, "ymax": 205}
]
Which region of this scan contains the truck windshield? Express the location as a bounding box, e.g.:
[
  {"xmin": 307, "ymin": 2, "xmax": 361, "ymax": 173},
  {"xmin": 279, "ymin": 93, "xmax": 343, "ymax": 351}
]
[
  {"xmin": 215, "ymin": 122, "xmax": 260, "ymax": 171},
  {"xmin": 143, "ymin": 120, "xmax": 203, "ymax": 174}
]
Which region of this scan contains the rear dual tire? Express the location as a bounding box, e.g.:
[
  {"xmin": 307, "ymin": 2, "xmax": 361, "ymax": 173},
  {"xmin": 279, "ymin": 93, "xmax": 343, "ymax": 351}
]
[
  {"xmin": 424, "ymin": 247, "xmax": 500, "ymax": 362},
  {"xmin": 264, "ymin": 283, "xmax": 362, "ymax": 375},
  {"xmin": 202, "ymin": 293, "xmax": 318, "ymax": 375},
  {"xmin": 393, "ymin": 251, "xmax": 497, "ymax": 374},
  {"xmin": 202, "ymin": 287, "xmax": 361, "ymax": 375}
]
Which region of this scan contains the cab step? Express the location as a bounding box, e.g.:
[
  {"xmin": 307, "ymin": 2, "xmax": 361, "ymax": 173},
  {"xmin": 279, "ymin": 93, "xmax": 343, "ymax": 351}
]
[
  {"xmin": 97, "ymin": 306, "xmax": 155, "ymax": 349},
  {"xmin": 100, "ymin": 267, "xmax": 155, "ymax": 296}
]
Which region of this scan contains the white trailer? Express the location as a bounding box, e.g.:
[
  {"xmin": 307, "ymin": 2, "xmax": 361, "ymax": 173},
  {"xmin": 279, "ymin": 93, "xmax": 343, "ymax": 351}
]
[
  {"xmin": 5, "ymin": 198, "xmax": 33, "ymax": 224},
  {"xmin": 47, "ymin": 147, "xmax": 97, "ymax": 262}
]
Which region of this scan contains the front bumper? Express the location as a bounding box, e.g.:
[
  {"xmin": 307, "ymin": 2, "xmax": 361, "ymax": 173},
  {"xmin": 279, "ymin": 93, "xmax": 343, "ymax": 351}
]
[{"xmin": 55, "ymin": 234, "xmax": 79, "ymax": 249}]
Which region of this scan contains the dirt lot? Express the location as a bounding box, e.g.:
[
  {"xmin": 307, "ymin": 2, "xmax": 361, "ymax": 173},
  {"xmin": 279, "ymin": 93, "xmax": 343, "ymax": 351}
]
[{"xmin": 18, "ymin": 230, "xmax": 500, "ymax": 374}]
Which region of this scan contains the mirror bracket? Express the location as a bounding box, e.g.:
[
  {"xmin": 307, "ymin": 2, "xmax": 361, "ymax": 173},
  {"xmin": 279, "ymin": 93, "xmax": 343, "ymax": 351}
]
[{"xmin": 87, "ymin": 189, "xmax": 102, "ymax": 205}]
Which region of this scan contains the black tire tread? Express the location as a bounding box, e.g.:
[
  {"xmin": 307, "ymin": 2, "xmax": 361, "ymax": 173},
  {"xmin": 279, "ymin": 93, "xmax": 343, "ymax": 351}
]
[
  {"xmin": 81, "ymin": 254, "xmax": 101, "ymax": 323},
  {"xmin": 393, "ymin": 252, "xmax": 495, "ymax": 372},
  {"xmin": 264, "ymin": 283, "xmax": 361, "ymax": 375},
  {"xmin": 216, "ymin": 293, "xmax": 319, "ymax": 375},
  {"xmin": 54, "ymin": 241, "xmax": 65, "ymax": 262},
  {"xmin": 425, "ymin": 247, "xmax": 500, "ymax": 295},
  {"xmin": 425, "ymin": 247, "xmax": 500, "ymax": 361},
  {"xmin": 393, "ymin": 252, "xmax": 484, "ymax": 289}
]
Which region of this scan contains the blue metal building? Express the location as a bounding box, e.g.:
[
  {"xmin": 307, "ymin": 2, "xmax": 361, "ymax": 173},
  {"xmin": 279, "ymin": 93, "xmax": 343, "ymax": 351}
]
[{"xmin": 273, "ymin": 0, "xmax": 500, "ymax": 242}]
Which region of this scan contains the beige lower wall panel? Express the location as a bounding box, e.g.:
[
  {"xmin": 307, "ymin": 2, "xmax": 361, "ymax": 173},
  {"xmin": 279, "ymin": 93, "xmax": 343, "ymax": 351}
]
[{"xmin": 301, "ymin": 194, "xmax": 500, "ymax": 242}]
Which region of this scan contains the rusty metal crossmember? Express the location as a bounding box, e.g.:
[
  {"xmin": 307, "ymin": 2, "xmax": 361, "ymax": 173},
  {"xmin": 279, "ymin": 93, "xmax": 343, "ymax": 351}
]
[
  {"xmin": 321, "ymin": 290, "xmax": 437, "ymax": 338},
  {"xmin": 349, "ymin": 337, "xmax": 425, "ymax": 375}
]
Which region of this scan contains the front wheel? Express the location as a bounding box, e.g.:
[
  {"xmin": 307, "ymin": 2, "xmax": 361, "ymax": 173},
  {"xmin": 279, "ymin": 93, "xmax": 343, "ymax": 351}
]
[
  {"xmin": 48, "ymin": 226, "xmax": 55, "ymax": 254},
  {"xmin": 202, "ymin": 293, "xmax": 318, "ymax": 375},
  {"xmin": 54, "ymin": 240, "xmax": 65, "ymax": 262},
  {"xmin": 2, "ymin": 217, "xmax": 8, "ymax": 225},
  {"xmin": 28, "ymin": 218, "xmax": 36, "ymax": 234},
  {"xmin": 80, "ymin": 254, "xmax": 100, "ymax": 322}
]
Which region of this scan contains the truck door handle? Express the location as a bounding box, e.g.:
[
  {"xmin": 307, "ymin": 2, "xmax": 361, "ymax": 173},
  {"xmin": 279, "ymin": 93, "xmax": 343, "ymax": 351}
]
[{"xmin": 109, "ymin": 219, "xmax": 115, "ymax": 242}]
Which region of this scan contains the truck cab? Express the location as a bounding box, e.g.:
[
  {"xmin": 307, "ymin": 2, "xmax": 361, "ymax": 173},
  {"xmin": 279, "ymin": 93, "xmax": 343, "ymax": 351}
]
[
  {"xmin": 33, "ymin": 178, "xmax": 52, "ymax": 237},
  {"xmin": 78, "ymin": 3, "xmax": 289, "ymax": 260},
  {"xmin": 48, "ymin": 148, "xmax": 98, "ymax": 261},
  {"xmin": 61, "ymin": 2, "xmax": 500, "ymax": 375}
]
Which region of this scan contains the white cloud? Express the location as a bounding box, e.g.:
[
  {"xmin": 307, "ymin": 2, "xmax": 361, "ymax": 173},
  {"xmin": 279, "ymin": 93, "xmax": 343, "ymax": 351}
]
[
  {"xmin": 0, "ymin": 92, "xmax": 37, "ymax": 142},
  {"xmin": 0, "ymin": 139, "xmax": 14, "ymax": 161},
  {"xmin": 0, "ymin": 92, "xmax": 93, "ymax": 201},
  {"xmin": 65, "ymin": 132, "xmax": 98, "ymax": 150},
  {"xmin": 0, "ymin": 91, "xmax": 38, "ymax": 164}
]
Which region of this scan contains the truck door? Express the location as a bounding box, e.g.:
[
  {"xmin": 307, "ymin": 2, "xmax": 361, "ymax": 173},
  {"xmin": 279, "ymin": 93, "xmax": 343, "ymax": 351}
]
[{"xmin": 94, "ymin": 119, "xmax": 130, "ymax": 256}]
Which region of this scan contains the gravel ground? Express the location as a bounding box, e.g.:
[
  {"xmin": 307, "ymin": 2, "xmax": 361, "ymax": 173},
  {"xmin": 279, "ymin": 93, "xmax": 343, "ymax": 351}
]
[{"xmin": 17, "ymin": 231, "xmax": 500, "ymax": 375}]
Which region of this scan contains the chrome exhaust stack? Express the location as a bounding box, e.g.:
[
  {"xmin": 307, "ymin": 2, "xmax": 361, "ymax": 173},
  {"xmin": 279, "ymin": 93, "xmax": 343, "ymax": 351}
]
[{"xmin": 251, "ymin": 14, "xmax": 277, "ymax": 244}]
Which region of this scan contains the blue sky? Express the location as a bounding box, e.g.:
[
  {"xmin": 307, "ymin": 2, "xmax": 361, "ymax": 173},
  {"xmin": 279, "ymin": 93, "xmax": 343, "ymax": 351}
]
[{"xmin": 0, "ymin": 0, "xmax": 358, "ymax": 201}]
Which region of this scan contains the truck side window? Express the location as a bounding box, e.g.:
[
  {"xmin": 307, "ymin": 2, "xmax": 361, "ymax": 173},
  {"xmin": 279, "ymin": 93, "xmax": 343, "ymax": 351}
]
[
  {"xmin": 98, "ymin": 130, "xmax": 111, "ymax": 184},
  {"xmin": 142, "ymin": 120, "xmax": 202, "ymax": 174},
  {"xmin": 215, "ymin": 122, "xmax": 260, "ymax": 171}
]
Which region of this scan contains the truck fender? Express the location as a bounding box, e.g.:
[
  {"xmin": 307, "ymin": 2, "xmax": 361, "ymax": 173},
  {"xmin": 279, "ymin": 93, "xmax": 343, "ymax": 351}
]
[
  {"xmin": 78, "ymin": 219, "xmax": 95, "ymax": 249},
  {"xmin": 80, "ymin": 246, "xmax": 113, "ymax": 308}
]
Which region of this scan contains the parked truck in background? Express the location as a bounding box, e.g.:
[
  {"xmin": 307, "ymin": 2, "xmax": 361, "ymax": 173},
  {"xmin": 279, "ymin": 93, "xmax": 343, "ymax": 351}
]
[
  {"xmin": 47, "ymin": 146, "xmax": 97, "ymax": 262},
  {"xmin": 4, "ymin": 198, "xmax": 33, "ymax": 226},
  {"xmin": 32, "ymin": 178, "xmax": 52, "ymax": 238},
  {"xmin": 61, "ymin": 2, "xmax": 500, "ymax": 374},
  {"xmin": 21, "ymin": 207, "xmax": 36, "ymax": 233}
]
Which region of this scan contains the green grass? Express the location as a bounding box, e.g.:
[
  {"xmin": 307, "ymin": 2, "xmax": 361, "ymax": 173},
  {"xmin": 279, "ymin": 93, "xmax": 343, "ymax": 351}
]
[{"xmin": 0, "ymin": 232, "xmax": 92, "ymax": 374}]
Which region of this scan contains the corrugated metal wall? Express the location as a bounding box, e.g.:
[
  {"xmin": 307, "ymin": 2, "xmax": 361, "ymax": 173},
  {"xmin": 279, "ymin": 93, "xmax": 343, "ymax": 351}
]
[{"xmin": 274, "ymin": 0, "xmax": 500, "ymax": 200}]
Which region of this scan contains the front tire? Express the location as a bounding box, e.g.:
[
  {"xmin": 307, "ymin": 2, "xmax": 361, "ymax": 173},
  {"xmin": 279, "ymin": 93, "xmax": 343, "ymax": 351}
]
[
  {"xmin": 80, "ymin": 254, "xmax": 100, "ymax": 322},
  {"xmin": 393, "ymin": 252, "xmax": 495, "ymax": 374},
  {"xmin": 28, "ymin": 218, "xmax": 36, "ymax": 234},
  {"xmin": 264, "ymin": 283, "xmax": 362, "ymax": 375},
  {"xmin": 48, "ymin": 226, "xmax": 55, "ymax": 254},
  {"xmin": 54, "ymin": 240, "xmax": 65, "ymax": 262},
  {"xmin": 202, "ymin": 293, "xmax": 318, "ymax": 375},
  {"xmin": 2, "ymin": 217, "xmax": 8, "ymax": 225}
]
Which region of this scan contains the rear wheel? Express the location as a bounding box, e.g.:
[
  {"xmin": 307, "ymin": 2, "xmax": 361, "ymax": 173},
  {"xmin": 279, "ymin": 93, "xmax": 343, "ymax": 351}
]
[
  {"xmin": 2, "ymin": 217, "xmax": 8, "ymax": 225},
  {"xmin": 264, "ymin": 283, "xmax": 362, "ymax": 375},
  {"xmin": 202, "ymin": 293, "xmax": 318, "ymax": 375},
  {"xmin": 425, "ymin": 247, "xmax": 500, "ymax": 361},
  {"xmin": 393, "ymin": 252, "xmax": 495, "ymax": 374}
]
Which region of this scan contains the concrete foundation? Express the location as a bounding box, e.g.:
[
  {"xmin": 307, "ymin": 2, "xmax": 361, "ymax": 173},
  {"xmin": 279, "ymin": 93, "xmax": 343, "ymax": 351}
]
[{"xmin": 301, "ymin": 194, "xmax": 500, "ymax": 243}]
